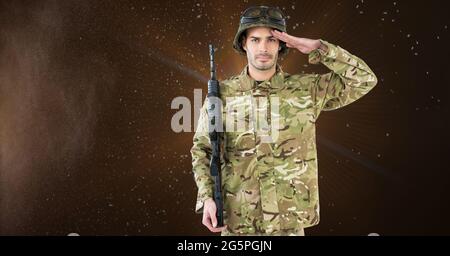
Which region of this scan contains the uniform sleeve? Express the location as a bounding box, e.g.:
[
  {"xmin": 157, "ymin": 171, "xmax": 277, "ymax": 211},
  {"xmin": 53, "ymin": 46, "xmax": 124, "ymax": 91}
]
[
  {"xmin": 308, "ymin": 39, "xmax": 378, "ymax": 111},
  {"xmin": 190, "ymin": 100, "xmax": 214, "ymax": 214}
]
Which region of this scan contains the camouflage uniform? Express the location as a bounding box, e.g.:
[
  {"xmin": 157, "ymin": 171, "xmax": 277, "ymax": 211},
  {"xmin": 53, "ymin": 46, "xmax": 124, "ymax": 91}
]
[{"xmin": 191, "ymin": 39, "xmax": 378, "ymax": 235}]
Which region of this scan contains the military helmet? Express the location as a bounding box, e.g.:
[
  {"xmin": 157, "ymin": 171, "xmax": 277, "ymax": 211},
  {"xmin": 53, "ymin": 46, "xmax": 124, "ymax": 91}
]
[{"xmin": 233, "ymin": 6, "xmax": 289, "ymax": 56}]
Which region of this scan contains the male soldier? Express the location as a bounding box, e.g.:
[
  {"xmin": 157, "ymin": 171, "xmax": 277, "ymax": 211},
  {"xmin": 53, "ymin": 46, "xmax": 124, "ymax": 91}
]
[{"xmin": 191, "ymin": 6, "xmax": 377, "ymax": 236}]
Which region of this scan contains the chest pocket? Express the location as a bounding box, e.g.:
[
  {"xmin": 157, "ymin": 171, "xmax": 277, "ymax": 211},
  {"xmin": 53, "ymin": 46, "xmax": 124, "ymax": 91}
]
[{"xmin": 277, "ymin": 92, "xmax": 317, "ymax": 136}]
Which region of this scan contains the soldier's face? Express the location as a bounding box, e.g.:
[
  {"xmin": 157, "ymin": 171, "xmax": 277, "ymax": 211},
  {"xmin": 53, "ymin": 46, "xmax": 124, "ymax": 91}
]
[{"xmin": 243, "ymin": 27, "xmax": 280, "ymax": 71}]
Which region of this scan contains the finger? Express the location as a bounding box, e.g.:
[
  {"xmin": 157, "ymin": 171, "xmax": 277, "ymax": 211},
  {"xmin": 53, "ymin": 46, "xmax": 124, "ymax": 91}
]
[
  {"xmin": 280, "ymin": 31, "xmax": 297, "ymax": 41},
  {"xmin": 272, "ymin": 30, "xmax": 287, "ymax": 38},
  {"xmin": 215, "ymin": 225, "xmax": 228, "ymax": 232},
  {"xmin": 273, "ymin": 31, "xmax": 294, "ymax": 45},
  {"xmin": 271, "ymin": 30, "xmax": 282, "ymax": 36},
  {"xmin": 271, "ymin": 30, "xmax": 285, "ymax": 39},
  {"xmin": 202, "ymin": 215, "xmax": 215, "ymax": 232},
  {"xmin": 271, "ymin": 30, "xmax": 288, "ymax": 42},
  {"xmin": 279, "ymin": 31, "xmax": 300, "ymax": 44},
  {"xmin": 209, "ymin": 225, "xmax": 228, "ymax": 233},
  {"xmin": 209, "ymin": 208, "xmax": 218, "ymax": 228},
  {"xmin": 203, "ymin": 216, "xmax": 226, "ymax": 233}
]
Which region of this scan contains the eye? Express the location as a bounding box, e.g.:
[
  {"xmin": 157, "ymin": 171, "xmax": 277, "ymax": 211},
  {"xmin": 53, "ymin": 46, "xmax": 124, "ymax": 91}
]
[
  {"xmin": 251, "ymin": 38, "xmax": 259, "ymax": 43},
  {"xmin": 269, "ymin": 38, "xmax": 277, "ymax": 42}
]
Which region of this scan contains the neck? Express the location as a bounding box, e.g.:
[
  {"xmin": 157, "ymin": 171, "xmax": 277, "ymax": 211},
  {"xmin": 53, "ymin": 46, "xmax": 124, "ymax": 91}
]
[{"xmin": 247, "ymin": 64, "xmax": 277, "ymax": 81}]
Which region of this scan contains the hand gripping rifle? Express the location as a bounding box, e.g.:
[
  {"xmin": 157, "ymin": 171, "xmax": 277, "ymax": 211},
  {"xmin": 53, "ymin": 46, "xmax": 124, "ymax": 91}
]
[{"xmin": 207, "ymin": 44, "xmax": 223, "ymax": 227}]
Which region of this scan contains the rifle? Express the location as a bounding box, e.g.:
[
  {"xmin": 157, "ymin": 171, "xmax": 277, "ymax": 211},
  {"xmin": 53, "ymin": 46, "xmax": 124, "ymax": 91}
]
[{"xmin": 207, "ymin": 44, "xmax": 223, "ymax": 227}]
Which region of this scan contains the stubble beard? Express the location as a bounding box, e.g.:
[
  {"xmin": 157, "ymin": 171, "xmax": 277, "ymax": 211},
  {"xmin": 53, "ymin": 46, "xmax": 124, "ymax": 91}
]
[{"xmin": 249, "ymin": 53, "xmax": 278, "ymax": 71}]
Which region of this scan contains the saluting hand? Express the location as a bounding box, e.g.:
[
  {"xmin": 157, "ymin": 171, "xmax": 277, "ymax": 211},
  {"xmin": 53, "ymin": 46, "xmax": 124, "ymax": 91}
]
[{"xmin": 271, "ymin": 30, "xmax": 325, "ymax": 54}]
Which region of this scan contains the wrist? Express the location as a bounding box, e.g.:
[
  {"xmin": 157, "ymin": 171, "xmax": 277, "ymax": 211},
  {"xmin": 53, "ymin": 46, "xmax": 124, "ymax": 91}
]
[
  {"xmin": 315, "ymin": 40, "xmax": 322, "ymax": 50},
  {"xmin": 318, "ymin": 40, "xmax": 327, "ymax": 51}
]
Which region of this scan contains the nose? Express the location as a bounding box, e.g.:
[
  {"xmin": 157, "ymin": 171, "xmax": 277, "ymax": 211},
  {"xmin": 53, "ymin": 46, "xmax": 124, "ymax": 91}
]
[{"xmin": 259, "ymin": 40, "xmax": 268, "ymax": 52}]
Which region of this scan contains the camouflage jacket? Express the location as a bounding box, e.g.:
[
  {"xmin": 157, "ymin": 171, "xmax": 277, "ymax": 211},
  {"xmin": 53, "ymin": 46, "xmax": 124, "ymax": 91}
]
[{"xmin": 191, "ymin": 40, "xmax": 378, "ymax": 235}]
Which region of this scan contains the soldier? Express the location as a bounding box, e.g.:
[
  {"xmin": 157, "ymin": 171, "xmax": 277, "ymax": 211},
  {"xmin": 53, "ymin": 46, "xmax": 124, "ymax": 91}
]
[{"xmin": 191, "ymin": 6, "xmax": 377, "ymax": 236}]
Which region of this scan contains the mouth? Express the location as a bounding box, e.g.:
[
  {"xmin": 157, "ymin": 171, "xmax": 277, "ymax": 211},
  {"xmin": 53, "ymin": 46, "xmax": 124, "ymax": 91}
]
[{"xmin": 256, "ymin": 56, "xmax": 272, "ymax": 61}]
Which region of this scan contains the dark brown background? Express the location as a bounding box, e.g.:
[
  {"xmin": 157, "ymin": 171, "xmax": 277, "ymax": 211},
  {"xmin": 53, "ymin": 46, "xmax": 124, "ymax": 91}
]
[{"xmin": 1, "ymin": 0, "xmax": 449, "ymax": 235}]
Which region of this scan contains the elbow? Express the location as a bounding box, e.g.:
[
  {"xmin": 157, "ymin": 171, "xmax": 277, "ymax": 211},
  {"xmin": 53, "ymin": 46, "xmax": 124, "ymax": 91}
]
[
  {"xmin": 366, "ymin": 72, "xmax": 378, "ymax": 89},
  {"xmin": 373, "ymin": 73, "xmax": 378, "ymax": 86}
]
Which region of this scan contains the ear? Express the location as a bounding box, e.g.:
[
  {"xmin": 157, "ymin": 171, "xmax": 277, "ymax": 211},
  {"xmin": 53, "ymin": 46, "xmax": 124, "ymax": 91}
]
[{"xmin": 242, "ymin": 37, "xmax": 247, "ymax": 51}]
